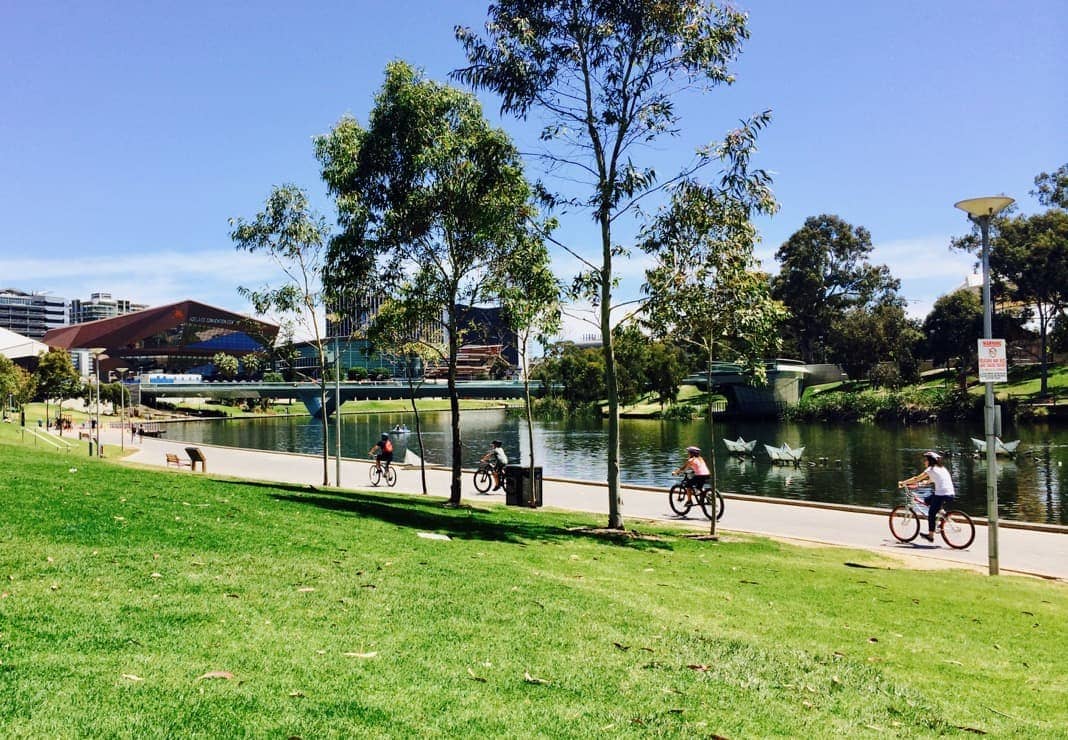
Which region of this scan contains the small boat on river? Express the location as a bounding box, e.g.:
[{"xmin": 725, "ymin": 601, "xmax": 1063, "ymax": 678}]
[
  {"xmin": 389, "ymin": 424, "xmax": 410, "ymax": 435},
  {"xmin": 765, "ymin": 443, "xmax": 805, "ymax": 465},
  {"xmin": 723, "ymin": 437, "xmax": 757, "ymax": 455},
  {"xmin": 970, "ymin": 437, "xmax": 1020, "ymax": 456}
]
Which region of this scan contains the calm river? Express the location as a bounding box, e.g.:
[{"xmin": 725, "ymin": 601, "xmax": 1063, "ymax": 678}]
[{"xmin": 163, "ymin": 409, "xmax": 1067, "ymax": 525}]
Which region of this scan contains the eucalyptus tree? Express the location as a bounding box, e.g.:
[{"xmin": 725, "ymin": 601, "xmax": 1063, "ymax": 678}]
[
  {"xmin": 230, "ymin": 185, "xmax": 333, "ymax": 486},
  {"xmin": 33, "ymin": 347, "xmax": 81, "ymax": 428},
  {"xmin": 316, "ymin": 61, "xmax": 540, "ymax": 506},
  {"xmin": 1032, "ymin": 163, "xmax": 1068, "ymax": 209},
  {"xmin": 989, "ymin": 209, "xmax": 1068, "ymax": 395},
  {"xmin": 771, "ymin": 215, "xmax": 899, "ymax": 364},
  {"xmin": 364, "ymin": 296, "xmax": 448, "ymax": 496},
  {"xmin": 922, "ymin": 289, "xmax": 982, "ymax": 387},
  {"xmin": 456, "ymin": 0, "xmax": 761, "ymax": 529},
  {"xmin": 498, "ymin": 230, "xmax": 561, "ymax": 478},
  {"xmin": 641, "ymin": 177, "xmax": 785, "ymax": 534}
]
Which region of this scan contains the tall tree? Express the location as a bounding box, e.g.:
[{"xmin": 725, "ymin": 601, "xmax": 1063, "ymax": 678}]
[
  {"xmin": 989, "ymin": 209, "xmax": 1068, "ymax": 395},
  {"xmin": 457, "ymin": 0, "xmax": 757, "ymax": 529},
  {"xmin": 230, "ymin": 185, "xmax": 334, "ymax": 487},
  {"xmin": 922, "ymin": 289, "xmax": 982, "ymax": 387},
  {"xmin": 365, "ymin": 296, "xmax": 448, "ymax": 496},
  {"xmin": 498, "ymin": 230, "xmax": 561, "ymax": 479},
  {"xmin": 832, "ymin": 303, "xmax": 923, "ymax": 385},
  {"xmin": 33, "ymin": 347, "xmax": 81, "ymax": 429},
  {"xmin": 772, "ymin": 214, "xmax": 899, "ymax": 363},
  {"xmin": 316, "ymin": 61, "xmax": 538, "ymax": 506},
  {"xmin": 641, "ymin": 178, "xmax": 785, "ymax": 534}
]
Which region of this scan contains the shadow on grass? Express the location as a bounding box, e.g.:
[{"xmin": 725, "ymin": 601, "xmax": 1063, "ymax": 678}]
[{"xmin": 235, "ymin": 482, "xmax": 674, "ymax": 551}]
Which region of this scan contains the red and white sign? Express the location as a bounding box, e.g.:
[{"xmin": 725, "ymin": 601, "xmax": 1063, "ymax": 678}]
[{"xmin": 977, "ymin": 339, "xmax": 1007, "ymax": 383}]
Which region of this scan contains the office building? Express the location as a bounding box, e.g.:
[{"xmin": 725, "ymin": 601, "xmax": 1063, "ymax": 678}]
[
  {"xmin": 69, "ymin": 292, "xmax": 148, "ymax": 324},
  {"xmin": 0, "ymin": 288, "xmax": 67, "ymax": 339}
]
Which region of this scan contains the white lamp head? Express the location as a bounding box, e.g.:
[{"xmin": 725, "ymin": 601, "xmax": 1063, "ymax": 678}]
[{"xmin": 954, "ymin": 196, "xmax": 1015, "ymax": 219}]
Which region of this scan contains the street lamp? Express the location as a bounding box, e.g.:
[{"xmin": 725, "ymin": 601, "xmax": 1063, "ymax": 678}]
[
  {"xmin": 954, "ymin": 196, "xmax": 1014, "ymax": 576},
  {"xmin": 325, "ymin": 315, "xmax": 343, "ymax": 488},
  {"xmin": 115, "ymin": 367, "xmax": 128, "ymax": 452},
  {"xmin": 89, "ymin": 348, "xmax": 107, "ymax": 458}
]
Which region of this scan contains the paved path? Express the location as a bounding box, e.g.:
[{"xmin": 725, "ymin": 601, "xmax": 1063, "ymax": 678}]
[{"xmin": 105, "ymin": 430, "xmax": 1068, "ymax": 582}]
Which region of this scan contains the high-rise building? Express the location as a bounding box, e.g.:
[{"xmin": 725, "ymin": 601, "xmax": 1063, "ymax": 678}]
[
  {"xmin": 326, "ymin": 293, "xmax": 443, "ymax": 346},
  {"xmin": 0, "ymin": 288, "xmax": 67, "ymax": 339},
  {"xmin": 69, "ymin": 292, "xmax": 148, "ymax": 324}
]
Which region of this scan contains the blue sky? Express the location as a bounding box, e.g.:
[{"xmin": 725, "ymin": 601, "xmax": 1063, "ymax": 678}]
[{"xmin": 1, "ymin": 0, "xmax": 1064, "ymax": 338}]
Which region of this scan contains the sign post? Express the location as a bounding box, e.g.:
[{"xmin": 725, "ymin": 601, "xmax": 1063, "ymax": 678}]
[{"xmin": 977, "ymin": 339, "xmax": 1007, "ymax": 383}]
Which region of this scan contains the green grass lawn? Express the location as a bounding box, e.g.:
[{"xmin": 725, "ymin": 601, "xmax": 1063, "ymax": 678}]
[{"xmin": 1, "ymin": 441, "xmax": 1066, "ymax": 736}]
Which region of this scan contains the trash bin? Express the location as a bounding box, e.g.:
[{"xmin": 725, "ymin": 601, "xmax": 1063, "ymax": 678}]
[{"xmin": 503, "ymin": 465, "xmax": 543, "ymax": 508}]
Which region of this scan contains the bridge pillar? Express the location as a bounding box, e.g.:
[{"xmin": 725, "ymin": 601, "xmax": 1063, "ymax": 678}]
[{"xmin": 300, "ymin": 388, "xmax": 346, "ymax": 419}]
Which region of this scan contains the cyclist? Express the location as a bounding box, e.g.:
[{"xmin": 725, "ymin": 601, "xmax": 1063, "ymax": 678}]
[
  {"xmin": 673, "ymin": 445, "xmax": 710, "ymax": 500},
  {"xmin": 898, "ymin": 450, "xmax": 956, "ymax": 542},
  {"xmin": 369, "ymin": 433, "xmax": 394, "ymax": 474},
  {"xmin": 480, "ymin": 439, "xmax": 508, "ymax": 491}
]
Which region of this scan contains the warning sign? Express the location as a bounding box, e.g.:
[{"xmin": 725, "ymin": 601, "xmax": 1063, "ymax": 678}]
[{"xmin": 977, "ymin": 339, "xmax": 1007, "ymax": 383}]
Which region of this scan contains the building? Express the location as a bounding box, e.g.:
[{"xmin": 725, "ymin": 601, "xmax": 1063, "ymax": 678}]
[
  {"xmin": 0, "ymin": 288, "xmax": 67, "ymax": 339},
  {"xmin": 325, "ymin": 293, "xmax": 444, "ymax": 346},
  {"xmin": 43, "ymin": 299, "xmax": 277, "ymax": 377},
  {"xmin": 69, "ymin": 292, "xmax": 148, "ymax": 324},
  {"xmin": 0, "ymin": 326, "xmax": 49, "ymax": 366}
]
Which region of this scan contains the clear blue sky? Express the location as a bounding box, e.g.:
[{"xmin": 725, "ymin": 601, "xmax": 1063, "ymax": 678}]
[{"xmin": 2, "ymin": 0, "xmax": 1064, "ymax": 332}]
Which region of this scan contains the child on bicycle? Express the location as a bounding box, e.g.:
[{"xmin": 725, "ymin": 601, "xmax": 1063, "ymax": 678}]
[
  {"xmin": 673, "ymin": 446, "xmax": 710, "ymax": 500},
  {"xmin": 899, "ymin": 450, "xmax": 955, "ymax": 542},
  {"xmin": 369, "ymin": 433, "xmax": 394, "ymax": 473},
  {"xmin": 480, "ymin": 439, "xmax": 508, "ymax": 491}
]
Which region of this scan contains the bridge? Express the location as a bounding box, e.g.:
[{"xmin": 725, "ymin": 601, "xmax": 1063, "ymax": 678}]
[
  {"xmin": 685, "ymin": 361, "xmax": 847, "ymax": 415},
  {"xmin": 136, "ymin": 379, "xmax": 536, "ymax": 418}
]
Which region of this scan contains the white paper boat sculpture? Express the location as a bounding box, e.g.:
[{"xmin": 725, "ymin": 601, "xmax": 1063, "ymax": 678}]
[
  {"xmin": 970, "ymin": 437, "xmax": 1020, "ymax": 456},
  {"xmin": 723, "ymin": 437, "xmax": 757, "ymax": 455},
  {"xmin": 764, "ymin": 443, "xmax": 805, "ymax": 465}
]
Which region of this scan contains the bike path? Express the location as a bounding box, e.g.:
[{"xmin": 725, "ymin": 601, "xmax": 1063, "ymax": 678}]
[{"xmin": 113, "ymin": 433, "xmax": 1068, "ymax": 582}]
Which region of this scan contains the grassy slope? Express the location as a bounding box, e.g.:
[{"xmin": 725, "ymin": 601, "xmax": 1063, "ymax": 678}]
[{"xmin": 1, "ymin": 441, "xmax": 1066, "ymax": 737}]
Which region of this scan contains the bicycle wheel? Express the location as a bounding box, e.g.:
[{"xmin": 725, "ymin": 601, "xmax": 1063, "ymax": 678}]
[
  {"xmin": 473, "ymin": 468, "xmax": 493, "ymax": 493},
  {"xmin": 698, "ymin": 490, "xmax": 725, "ymax": 521},
  {"xmin": 939, "ymin": 510, "xmax": 975, "ymax": 549},
  {"xmin": 668, "ymin": 484, "xmax": 693, "ymax": 516},
  {"xmin": 385, "ymin": 466, "xmax": 397, "ymax": 487},
  {"xmin": 889, "ymin": 506, "xmax": 919, "ymax": 542},
  {"xmin": 368, "ymin": 465, "xmax": 382, "ymax": 487}
]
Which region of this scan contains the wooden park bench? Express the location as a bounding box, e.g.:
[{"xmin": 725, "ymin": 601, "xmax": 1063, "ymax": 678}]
[
  {"xmin": 166, "ymin": 452, "xmax": 190, "ymax": 468},
  {"xmin": 185, "ymin": 447, "xmax": 207, "ymax": 472}
]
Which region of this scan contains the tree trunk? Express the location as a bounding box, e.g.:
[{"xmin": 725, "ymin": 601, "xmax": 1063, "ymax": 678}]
[
  {"xmin": 1039, "ymin": 309, "xmax": 1050, "ymax": 397},
  {"xmin": 600, "ymin": 216, "xmax": 623, "ymax": 529},
  {"xmin": 706, "ymin": 347, "xmax": 717, "ymax": 537},
  {"xmin": 447, "ymin": 313, "xmax": 463, "ymax": 505},
  {"xmin": 407, "ymin": 365, "xmax": 428, "ymax": 495}
]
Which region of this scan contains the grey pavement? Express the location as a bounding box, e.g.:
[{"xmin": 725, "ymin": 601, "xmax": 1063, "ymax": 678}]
[{"xmin": 102, "ymin": 428, "xmax": 1068, "ymax": 582}]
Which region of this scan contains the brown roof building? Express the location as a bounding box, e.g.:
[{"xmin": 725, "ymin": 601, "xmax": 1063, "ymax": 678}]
[{"xmin": 43, "ymin": 300, "xmax": 277, "ymax": 375}]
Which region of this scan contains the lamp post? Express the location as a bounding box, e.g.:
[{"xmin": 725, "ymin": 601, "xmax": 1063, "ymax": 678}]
[
  {"xmin": 324, "ymin": 318, "xmax": 343, "ymax": 488},
  {"xmin": 89, "ymin": 348, "xmax": 107, "ymax": 458},
  {"xmin": 115, "ymin": 367, "xmax": 128, "ymax": 452},
  {"xmin": 954, "ymin": 196, "xmax": 1014, "ymax": 575}
]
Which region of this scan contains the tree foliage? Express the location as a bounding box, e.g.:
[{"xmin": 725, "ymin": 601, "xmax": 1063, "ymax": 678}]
[
  {"xmin": 989, "ymin": 208, "xmax": 1068, "ymax": 395},
  {"xmin": 1032, "ymin": 163, "xmax": 1068, "ymax": 209},
  {"xmin": 316, "ymin": 60, "xmax": 541, "ymax": 505},
  {"xmin": 456, "ymin": 0, "xmax": 761, "ymax": 529},
  {"xmin": 1, "ymin": 355, "xmax": 36, "ymax": 415},
  {"xmin": 212, "ymin": 352, "xmax": 239, "ymax": 380},
  {"xmin": 922, "ymin": 289, "xmax": 982, "ymax": 387},
  {"xmin": 772, "ymin": 214, "xmax": 900, "ymax": 364},
  {"xmin": 230, "ymin": 184, "xmax": 333, "ymax": 486}
]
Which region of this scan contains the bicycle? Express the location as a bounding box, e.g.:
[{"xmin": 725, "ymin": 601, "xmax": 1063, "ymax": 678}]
[
  {"xmin": 369, "ymin": 461, "xmax": 397, "ymax": 487},
  {"xmin": 668, "ymin": 472, "xmax": 724, "ymax": 521},
  {"xmin": 889, "ymin": 485, "xmax": 975, "ymax": 549},
  {"xmin": 473, "ymin": 461, "xmax": 499, "ymax": 493}
]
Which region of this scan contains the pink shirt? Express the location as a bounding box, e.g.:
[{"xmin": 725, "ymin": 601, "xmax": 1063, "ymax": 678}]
[{"xmin": 690, "ymin": 456, "xmax": 710, "ymax": 476}]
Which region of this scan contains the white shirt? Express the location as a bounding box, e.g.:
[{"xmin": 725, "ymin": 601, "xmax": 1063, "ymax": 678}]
[
  {"xmin": 493, "ymin": 447, "xmax": 508, "ymax": 466},
  {"xmin": 926, "ymin": 465, "xmax": 955, "ymax": 497}
]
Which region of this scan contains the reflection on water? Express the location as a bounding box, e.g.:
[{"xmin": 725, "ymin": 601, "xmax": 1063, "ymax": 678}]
[{"xmin": 164, "ymin": 410, "xmax": 1067, "ymax": 525}]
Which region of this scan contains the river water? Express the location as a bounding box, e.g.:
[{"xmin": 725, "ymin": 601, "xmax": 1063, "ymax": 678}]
[{"xmin": 163, "ymin": 409, "xmax": 1067, "ymax": 525}]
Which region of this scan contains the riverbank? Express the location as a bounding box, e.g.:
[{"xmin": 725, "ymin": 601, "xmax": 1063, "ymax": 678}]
[{"xmin": 2, "ymin": 438, "xmax": 1066, "ymax": 736}]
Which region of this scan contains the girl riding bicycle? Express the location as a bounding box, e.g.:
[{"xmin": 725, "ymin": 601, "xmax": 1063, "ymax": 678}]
[
  {"xmin": 673, "ymin": 446, "xmax": 710, "ymax": 499},
  {"xmin": 898, "ymin": 450, "xmax": 955, "ymax": 542}
]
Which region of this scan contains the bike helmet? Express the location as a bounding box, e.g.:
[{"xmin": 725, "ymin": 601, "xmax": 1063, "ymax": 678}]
[
  {"xmin": 923, "ymin": 450, "xmax": 940, "ymax": 461},
  {"xmin": 686, "ymin": 446, "xmax": 701, "ymax": 455},
  {"xmin": 381, "ymin": 433, "xmax": 389, "ymax": 440}
]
